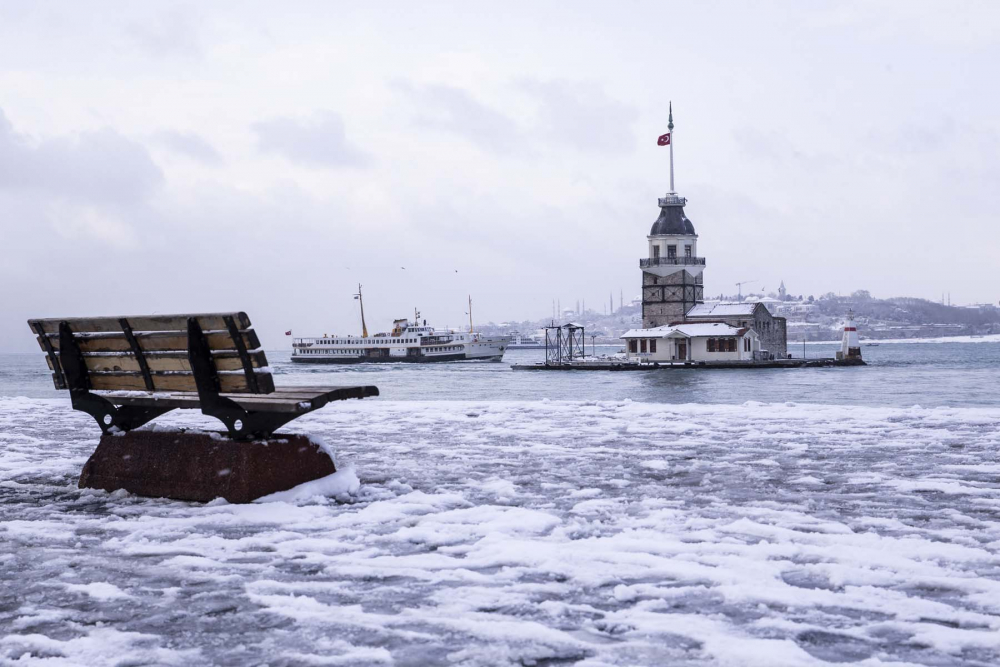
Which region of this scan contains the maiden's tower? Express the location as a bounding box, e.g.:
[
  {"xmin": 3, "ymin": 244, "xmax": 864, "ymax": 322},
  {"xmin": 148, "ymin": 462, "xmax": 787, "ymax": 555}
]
[{"xmin": 638, "ymin": 105, "xmax": 787, "ymax": 358}]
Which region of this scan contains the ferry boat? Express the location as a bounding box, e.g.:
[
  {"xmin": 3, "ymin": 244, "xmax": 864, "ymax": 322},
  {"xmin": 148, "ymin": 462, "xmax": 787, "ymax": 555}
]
[
  {"xmin": 291, "ymin": 288, "xmax": 509, "ymax": 364},
  {"xmin": 506, "ymin": 331, "xmax": 546, "ymax": 349}
]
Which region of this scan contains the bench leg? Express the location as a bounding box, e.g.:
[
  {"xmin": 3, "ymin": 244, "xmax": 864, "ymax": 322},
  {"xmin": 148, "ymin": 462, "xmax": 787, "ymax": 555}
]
[
  {"xmin": 200, "ymin": 398, "xmax": 300, "ymax": 440},
  {"xmin": 187, "ymin": 317, "xmax": 302, "ymax": 440},
  {"xmin": 70, "ymin": 391, "xmax": 174, "ymax": 434}
]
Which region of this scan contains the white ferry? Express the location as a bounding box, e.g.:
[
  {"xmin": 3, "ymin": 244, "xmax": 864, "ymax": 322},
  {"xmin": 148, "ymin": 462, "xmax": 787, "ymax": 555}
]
[
  {"xmin": 506, "ymin": 331, "xmax": 546, "ymax": 349},
  {"xmin": 291, "ymin": 290, "xmax": 509, "ymax": 364}
]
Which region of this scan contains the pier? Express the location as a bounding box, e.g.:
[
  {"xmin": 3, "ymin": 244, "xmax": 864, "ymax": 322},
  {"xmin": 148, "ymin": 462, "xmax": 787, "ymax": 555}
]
[{"xmin": 512, "ymin": 357, "xmax": 866, "ymax": 371}]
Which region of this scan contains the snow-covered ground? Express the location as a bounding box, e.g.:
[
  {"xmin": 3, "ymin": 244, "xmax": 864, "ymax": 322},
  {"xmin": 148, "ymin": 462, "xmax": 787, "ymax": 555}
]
[{"xmin": 3, "ymin": 397, "xmax": 1000, "ymax": 666}]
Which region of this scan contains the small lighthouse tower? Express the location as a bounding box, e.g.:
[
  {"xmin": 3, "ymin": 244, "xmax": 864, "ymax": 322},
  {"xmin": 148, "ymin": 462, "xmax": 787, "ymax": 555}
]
[
  {"xmin": 840, "ymin": 309, "xmax": 862, "ymax": 361},
  {"xmin": 640, "ymin": 103, "xmax": 706, "ymax": 328}
]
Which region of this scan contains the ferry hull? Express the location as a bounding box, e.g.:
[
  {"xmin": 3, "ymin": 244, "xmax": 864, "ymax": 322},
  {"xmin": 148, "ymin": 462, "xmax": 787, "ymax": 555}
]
[{"xmin": 291, "ymin": 352, "xmax": 501, "ymax": 364}]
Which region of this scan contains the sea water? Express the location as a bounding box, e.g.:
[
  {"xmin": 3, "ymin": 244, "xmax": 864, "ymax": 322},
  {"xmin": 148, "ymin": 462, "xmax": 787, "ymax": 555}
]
[
  {"xmin": 1, "ymin": 343, "xmax": 999, "ymax": 666},
  {"xmin": 3, "ymin": 341, "xmax": 998, "ymax": 406}
]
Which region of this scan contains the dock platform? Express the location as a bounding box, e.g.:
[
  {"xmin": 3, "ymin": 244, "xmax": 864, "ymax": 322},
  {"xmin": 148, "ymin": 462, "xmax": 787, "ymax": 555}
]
[{"xmin": 511, "ymin": 358, "xmax": 866, "ymax": 371}]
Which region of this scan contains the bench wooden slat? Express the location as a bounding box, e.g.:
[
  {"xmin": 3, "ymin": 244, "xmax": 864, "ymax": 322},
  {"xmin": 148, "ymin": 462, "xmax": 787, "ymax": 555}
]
[
  {"xmin": 36, "ymin": 330, "xmax": 260, "ymax": 354},
  {"xmin": 113, "ymin": 394, "xmax": 304, "ymax": 413},
  {"xmin": 45, "ymin": 351, "xmax": 268, "ymax": 374},
  {"xmin": 56, "ymin": 371, "xmax": 276, "ymax": 394},
  {"xmin": 109, "ymin": 386, "xmax": 378, "ymax": 401},
  {"xmin": 103, "ymin": 385, "xmax": 379, "ymax": 413},
  {"xmin": 27, "ymin": 313, "xmax": 251, "ymax": 335}
]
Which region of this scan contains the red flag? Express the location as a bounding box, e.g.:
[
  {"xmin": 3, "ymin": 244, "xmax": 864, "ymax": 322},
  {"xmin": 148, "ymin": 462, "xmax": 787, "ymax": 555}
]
[
  {"xmin": 285, "ymin": 330, "xmax": 292, "ymax": 336},
  {"xmin": 657, "ymin": 132, "xmax": 671, "ymax": 146}
]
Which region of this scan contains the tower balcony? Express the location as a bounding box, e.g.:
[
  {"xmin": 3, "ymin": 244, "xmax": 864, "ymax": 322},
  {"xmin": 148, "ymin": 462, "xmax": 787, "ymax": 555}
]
[
  {"xmin": 658, "ymin": 194, "xmax": 687, "ymax": 207},
  {"xmin": 640, "ymin": 256, "xmax": 706, "ymax": 268}
]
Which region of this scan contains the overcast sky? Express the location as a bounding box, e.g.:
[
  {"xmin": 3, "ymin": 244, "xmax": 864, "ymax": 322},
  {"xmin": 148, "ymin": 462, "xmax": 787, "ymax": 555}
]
[{"xmin": 2, "ymin": 1, "xmax": 999, "ymax": 351}]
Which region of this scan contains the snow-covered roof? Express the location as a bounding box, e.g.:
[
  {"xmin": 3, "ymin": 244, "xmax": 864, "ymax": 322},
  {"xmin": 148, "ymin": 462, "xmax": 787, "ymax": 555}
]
[
  {"xmin": 621, "ymin": 322, "xmax": 750, "ymax": 339},
  {"xmin": 686, "ymin": 302, "xmax": 761, "ymax": 318}
]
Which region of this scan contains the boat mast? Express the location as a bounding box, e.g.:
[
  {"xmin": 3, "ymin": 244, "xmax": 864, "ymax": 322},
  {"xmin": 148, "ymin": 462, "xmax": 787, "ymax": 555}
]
[
  {"xmin": 356, "ymin": 283, "xmax": 368, "ymax": 338},
  {"xmin": 468, "ymin": 295, "xmax": 474, "ymax": 333}
]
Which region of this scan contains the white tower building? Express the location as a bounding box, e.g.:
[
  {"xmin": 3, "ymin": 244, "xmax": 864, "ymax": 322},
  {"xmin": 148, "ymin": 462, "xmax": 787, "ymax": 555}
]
[
  {"xmin": 840, "ymin": 309, "xmax": 862, "ymax": 360},
  {"xmin": 640, "ymin": 104, "xmax": 706, "ymax": 328}
]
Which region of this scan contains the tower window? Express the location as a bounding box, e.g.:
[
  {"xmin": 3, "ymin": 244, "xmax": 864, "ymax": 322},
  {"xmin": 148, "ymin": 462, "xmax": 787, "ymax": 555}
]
[
  {"xmin": 685, "ymin": 245, "xmax": 692, "ymax": 257},
  {"xmin": 653, "ymin": 245, "xmax": 660, "ymax": 259},
  {"xmin": 667, "ymin": 245, "xmax": 677, "ymax": 258}
]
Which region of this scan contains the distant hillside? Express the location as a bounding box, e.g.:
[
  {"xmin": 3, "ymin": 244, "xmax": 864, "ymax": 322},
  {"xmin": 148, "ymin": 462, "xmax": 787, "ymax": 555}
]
[
  {"xmin": 482, "ymin": 294, "xmax": 1000, "ymax": 343},
  {"xmin": 816, "ymin": 295, "xmax": 999, "ymax": 326}
]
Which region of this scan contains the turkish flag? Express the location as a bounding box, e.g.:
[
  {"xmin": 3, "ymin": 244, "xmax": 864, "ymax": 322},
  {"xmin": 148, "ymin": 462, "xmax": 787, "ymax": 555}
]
[
  {"xmin": 285, "ymin": 330, "xmax": 292, "ymax": 336},
  {"xmin": 657, "ymin": 132, "xmax": 671, "ymax": 146}
]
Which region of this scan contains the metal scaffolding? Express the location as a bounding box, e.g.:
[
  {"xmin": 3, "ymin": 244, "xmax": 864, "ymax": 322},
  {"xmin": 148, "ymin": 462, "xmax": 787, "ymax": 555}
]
[{"xmin": 544, "ymin": 323, "xmax": 586, "ymax": 366}]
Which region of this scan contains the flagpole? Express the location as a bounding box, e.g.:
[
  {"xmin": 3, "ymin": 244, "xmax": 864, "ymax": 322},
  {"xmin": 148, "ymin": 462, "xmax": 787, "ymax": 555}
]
[{"xmin": 668, "ymin": 101, "xmax": 675, "ymax": 194}]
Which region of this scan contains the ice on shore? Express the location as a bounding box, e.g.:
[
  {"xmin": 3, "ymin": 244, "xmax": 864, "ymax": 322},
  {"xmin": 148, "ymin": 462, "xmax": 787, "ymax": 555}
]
[
  {"xmin": 2, "ymin": 397, "xmax": 1000, "ymax": 666},
  {"xmin": 255, "ymin": 463, "xmax": 361, "ymax": 504}
]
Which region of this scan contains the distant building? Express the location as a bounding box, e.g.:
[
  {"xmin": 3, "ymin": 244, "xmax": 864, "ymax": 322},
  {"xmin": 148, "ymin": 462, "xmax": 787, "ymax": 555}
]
[
  {"xmin": 685, "ymin": 302, "xmax": 787, "ymax": 358},
  {"xmin": 622, "ymin": 322, "xmax": 761, "ymax": 362},
  {"xmin": 634, "ymin": 106, "xmax": 787, "ymax": 358},
  {"xmin": 778, "ymin": 280, "xmax": 787, "ymax": 300}
]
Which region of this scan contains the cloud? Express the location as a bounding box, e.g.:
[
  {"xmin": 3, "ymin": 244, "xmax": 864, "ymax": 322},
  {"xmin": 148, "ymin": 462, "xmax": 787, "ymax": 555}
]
[
  {"xmin": 520, "ymin": 79, "xmax": 638, "ymax": 155},
  {"xmin": 394, "ymin": 79, "xmax": 636, "ymax": 156},
  {"xmin": 126, "ymin": 7, "xmax": 203, "ymax": 59},
  {"xmin": 155, "ymin": 130, "xmax": 224, "ymax": 165},
  {"xmin": 0, "ymin": 108, "xmax": 163, "ymax": 206},
  {"xmin": 252, "ymin": 112, "xmax": 369, "ymax": 168},
  {"xmin": 394, "ymin": 81, "xmax": 523, "ymax": 154}
]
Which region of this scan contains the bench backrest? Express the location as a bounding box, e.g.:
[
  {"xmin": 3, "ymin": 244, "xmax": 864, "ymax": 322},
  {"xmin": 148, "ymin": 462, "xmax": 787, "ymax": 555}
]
[{"xmin": 28, "ymin": 313, "xmax": 274, "ymax": 394}]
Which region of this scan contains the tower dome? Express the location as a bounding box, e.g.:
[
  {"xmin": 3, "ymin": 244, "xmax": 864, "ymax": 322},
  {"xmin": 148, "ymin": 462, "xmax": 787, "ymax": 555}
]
[{"xmin": 650, "ymin": 196, "xmax": 696, "ymax": 236}]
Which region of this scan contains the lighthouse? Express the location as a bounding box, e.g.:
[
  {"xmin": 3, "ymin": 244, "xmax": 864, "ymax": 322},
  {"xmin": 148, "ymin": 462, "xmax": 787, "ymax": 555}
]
[
  {"xmin": 640, "ymin": 103, "xmax": 706, "ymax": 328},
  {"xmin": 839, "ymin": 309, "xmax": 862, "ymax": 360}
]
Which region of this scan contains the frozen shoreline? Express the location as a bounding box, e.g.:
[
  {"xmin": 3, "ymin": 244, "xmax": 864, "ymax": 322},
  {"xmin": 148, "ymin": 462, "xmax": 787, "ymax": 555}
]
[{"xmin": 3, "ymin": 397, "xmax": 1000, "ymax": 665}]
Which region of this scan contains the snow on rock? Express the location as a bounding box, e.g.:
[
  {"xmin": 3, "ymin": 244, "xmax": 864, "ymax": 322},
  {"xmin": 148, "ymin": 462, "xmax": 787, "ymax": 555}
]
[
  {"xmin": 254, "ymin": 463, "xmax": 361, "ymax": 504},
  {"xmin": 2, "ymin": 396, "xmax": 1000, "ymax": 665}
]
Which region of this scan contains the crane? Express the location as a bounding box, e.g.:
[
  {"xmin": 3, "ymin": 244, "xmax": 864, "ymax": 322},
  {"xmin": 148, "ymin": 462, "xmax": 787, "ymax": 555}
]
[{"xmin": 735, "ymin": 279, "xmax": 757, "ymax": 302}]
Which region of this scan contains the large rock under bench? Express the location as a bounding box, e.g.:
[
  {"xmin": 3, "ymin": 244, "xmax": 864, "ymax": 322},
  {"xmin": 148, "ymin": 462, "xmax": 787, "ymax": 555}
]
[{"xmin": 79, "ymin": 430, "xmax": 336, "ymax": 503}]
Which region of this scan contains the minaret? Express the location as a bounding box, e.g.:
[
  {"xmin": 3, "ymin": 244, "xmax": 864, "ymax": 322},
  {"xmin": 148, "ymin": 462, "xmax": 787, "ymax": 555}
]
[{"xmin": 640, "ymin": 103, "xmax": 706, "ymax": 329}]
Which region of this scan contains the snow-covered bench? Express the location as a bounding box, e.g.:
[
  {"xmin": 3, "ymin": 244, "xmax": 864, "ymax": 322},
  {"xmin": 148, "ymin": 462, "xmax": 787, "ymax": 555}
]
[{"xmin": 28, "ymin": 312, "xmax": 379, "ymax": 440}]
